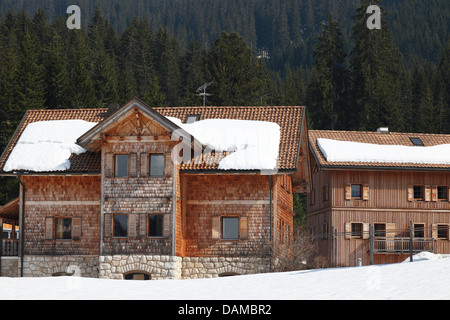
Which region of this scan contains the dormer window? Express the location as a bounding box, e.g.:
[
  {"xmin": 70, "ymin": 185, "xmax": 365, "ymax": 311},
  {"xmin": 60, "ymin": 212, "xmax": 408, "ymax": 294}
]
[
  {"xmin": 410, "ymin": 137, "xmax": 424, "ymax": 146},
  {"xmin": 186, "ymin": 114, "xmax": 200, "ymax": 124}
]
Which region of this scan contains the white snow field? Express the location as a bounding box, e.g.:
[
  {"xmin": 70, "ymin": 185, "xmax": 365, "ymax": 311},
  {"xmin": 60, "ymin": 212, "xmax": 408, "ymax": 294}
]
[{"xmin": 1, "ymin": 252, "xmax": 449, "ymax": 300}]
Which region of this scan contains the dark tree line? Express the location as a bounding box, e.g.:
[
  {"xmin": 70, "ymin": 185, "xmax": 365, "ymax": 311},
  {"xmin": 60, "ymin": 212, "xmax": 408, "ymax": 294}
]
[{"xmin": 0, "ymin": 0, "xmax": 449, "ymax": 209}]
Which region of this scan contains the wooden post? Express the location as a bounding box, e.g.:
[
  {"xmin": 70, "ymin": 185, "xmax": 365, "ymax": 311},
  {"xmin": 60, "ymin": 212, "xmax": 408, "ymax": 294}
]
[
  {"xmin": 410, "ymin": 221, "xmax": 413, "ymax": 262},
  {"xmin": 369, "ymin": 224, "xmax": 374, "ymax": 265}
]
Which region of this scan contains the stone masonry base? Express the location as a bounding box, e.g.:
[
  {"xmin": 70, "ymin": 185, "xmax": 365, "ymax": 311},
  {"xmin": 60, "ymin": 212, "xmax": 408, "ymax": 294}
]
[{"xmin": 6, "ymin": 255, "xmax": 271, "ymax": 279}]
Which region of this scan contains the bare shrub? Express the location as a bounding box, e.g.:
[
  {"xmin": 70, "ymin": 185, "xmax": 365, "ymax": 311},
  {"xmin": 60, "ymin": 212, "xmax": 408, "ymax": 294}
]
[{"xmin": 272, "ymin": 227, "xmax": 328, "ymax": 272}]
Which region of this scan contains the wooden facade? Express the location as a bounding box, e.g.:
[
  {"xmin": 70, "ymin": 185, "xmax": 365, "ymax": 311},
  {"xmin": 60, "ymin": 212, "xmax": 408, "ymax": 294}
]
[
  {"xmin": 0, "ymin": 99, "xmax": 307, "ymax": 278},
  {"xmin": 307, "ymin": 130, "xmax": 450, "ymax": 267}
]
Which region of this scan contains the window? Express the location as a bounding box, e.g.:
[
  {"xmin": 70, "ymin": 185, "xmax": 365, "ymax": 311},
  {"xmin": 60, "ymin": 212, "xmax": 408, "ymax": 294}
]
[
  {"xmin": 148, "ymin": 214, "xmax": 163, "ymax": 237},
  {"xmin": 438, "ymin": 186, "xmax": 448, "ymax": 201},
  {"xmin": 150, "ymin": 154, "xmax": 165, "ymax": 177},
  {"xmin": 374, "ymin": 223, "xmax": 386, "ymax": 237},
  {"xmin": 437, "ymin": 225, "xmax": 449, "ymax": 240},
  {"xmin": 351, "ymin": 223, "xmax": 363, "ymax": 239},
  {"xmin": 115, "ymin": 155, "xmax": 128, "ymax": 177},
  {"xmin": 414, "ymin": 186, "xmax": 424, "ymax": 201},
  {"xmin": 113, "ymin": 214, "xmax": 128, "ymax": 237},
  {"xmin": 55, "ymin": 218, "xmax": 72, "ymax": 240},
  {"xmin": 410, "ymin": 137, "xmax": 424, "ymax": 146},
  {"xmin": 222, "ymin": 217, "xmax": 239, "ymax": 240},
  {"xmin": 124, "ymin": 272, "xmax": 151, "ymax": 280},
  {"xmin": 186, "ymin": 114, "xmax": 200, "ymax": 124},
  {"xmin": 351, "ymin": 184, "xmax": 362, "ymax": 199},
  {"xmin": 413, "ymin": 224, "xmax": 424, "ymax": 238}
]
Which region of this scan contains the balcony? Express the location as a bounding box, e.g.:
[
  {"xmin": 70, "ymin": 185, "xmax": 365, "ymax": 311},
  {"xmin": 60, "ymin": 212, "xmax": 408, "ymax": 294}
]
[
  {"xmin": 373, "ymin": 237, "xmax": 434, "ymax": 254},
  {"xmin": 1, "ymin": 239, "xmax": 19, "ymax": 257}
]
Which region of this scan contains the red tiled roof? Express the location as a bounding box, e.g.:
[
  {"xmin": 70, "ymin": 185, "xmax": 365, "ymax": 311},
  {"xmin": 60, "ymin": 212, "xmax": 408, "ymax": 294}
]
[
  {"xmin": 0, "ymin": 103, "xmax": 305, "ymax": 173},
  {"xmin": 309, "ymin": 130, "xmax": 450, "ymax": 170}
]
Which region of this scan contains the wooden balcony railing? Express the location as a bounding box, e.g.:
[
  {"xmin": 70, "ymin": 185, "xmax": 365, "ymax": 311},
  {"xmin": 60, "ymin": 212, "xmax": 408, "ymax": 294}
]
[{"xmin": 1, "ymin": 239, "xmax": 19, "ymax": 256}]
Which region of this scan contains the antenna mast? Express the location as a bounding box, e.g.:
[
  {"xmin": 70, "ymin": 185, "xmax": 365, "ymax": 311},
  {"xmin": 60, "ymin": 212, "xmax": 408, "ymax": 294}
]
[{"xmin": 196, "ymin": 82, "xmax": 213, "ymax": 107}]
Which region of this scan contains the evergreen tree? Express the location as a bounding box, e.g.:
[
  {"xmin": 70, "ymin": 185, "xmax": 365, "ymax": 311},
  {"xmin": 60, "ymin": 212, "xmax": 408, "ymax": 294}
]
[
  {"xmin": 181, "ymin": 39, "xmax": 207, "ymax": 106},
  {"xmin": 207, "ymin": 31, "xmax": 270, "ymax": 106},
  {"xmin": 307, "ymin": 14, "xmax": 349, "ymax": 130},
  {"xmin": 153, "ymin": 28, "xmax": 182, "ymax": 107},
  {"xmin": 69, "ymin": 31, "xmax": 98, "ymax": 108},
  {"xmin": 349, "ymin": 0, "xmax": 404, "ymax": 132},
  {"xmin": 17, "ymin": 28, "xmax": 45, "ymax": 110},
  {"xmin": 43, "ymin": 30, "xmax": 72, "ymax": 108}
]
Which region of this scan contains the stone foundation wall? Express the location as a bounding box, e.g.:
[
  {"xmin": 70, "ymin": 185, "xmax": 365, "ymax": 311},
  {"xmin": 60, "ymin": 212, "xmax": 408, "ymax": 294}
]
[
  {"xmin": 99, "ymin": 255, "xmax": 182, "ymax": 280},
  {"xmin": 6, "ymin": 255, "xmax": 271, "ymax": 279},
  {"xmin": 22, "ymin": 255, "xmax": 99, "ymax": 277},
  {"xmin": 181, "ymin": 257, "xmax": 271, "ymax": 279},
  {"xmin": 0, "ymin": 257, "xmax": 19, "ymax": 277}
]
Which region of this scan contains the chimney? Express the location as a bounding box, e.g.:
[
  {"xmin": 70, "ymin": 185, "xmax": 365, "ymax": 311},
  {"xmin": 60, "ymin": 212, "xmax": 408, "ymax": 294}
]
[
  {"xmin": 107, "ymin": 103, "xmax": 120, "ymax": 115},
  {"xmin": 377, "ymin": 127, "xmax": 389, "ymax": 134}
]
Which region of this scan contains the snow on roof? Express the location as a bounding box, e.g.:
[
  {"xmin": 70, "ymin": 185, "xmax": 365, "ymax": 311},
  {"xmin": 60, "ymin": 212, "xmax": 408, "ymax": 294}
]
[
  {"xmin": 167, "ymin": 117, "xmax": 280, "ymax": 170},
  {"xmin": 3, "ymin": 120, "xmax": 98, "ymax": 172},
  {"xmin": 317, "ymin": 138, "xmax": 450, "ymax": 165}
]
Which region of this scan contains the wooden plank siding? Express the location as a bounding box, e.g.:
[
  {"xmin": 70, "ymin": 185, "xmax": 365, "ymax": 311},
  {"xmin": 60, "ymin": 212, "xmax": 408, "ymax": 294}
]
[{"xmin": 307, "ymin": 169, "xmax": 450, "ymax": 266}]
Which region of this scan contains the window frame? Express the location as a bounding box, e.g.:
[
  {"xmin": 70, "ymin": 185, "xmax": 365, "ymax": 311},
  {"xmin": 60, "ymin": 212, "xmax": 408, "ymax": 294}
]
[
  {"xmin": 351, "ymin": 184, "xmax": 362, "ymax": 200},
  {"xmin": 413, "ymin": 223, "xmax": 425, "ymax": 238},
  {"xmin": 410, "ymin": 137, "xmax": 424, "ymax": 146},
  {"xmin": 437, "ymin": 224, "xmax": 449, "ymax": 240},
  {"xmin": 148, "ymin": 214, "xmax": 164, "ymax": 238},
  {"xmin": 437, "ymin": 186, "xmax": 448, "ymax": 201},
  {"xmin": 413, "ymin": 185, "xmax": 424, "ymax": 201},
  {"xmin": 112, "ymin": 214, "xmax": 128, "ymax": 238},
  {"xmin": 351, "ymin": 222, "xmax": 363, "ymax": 239},
  {"xmin": 55, "ymin": 217, "xmax": 72, "ymax": 241},
  {"xmin": 115, "ymin": 154, "xmax": 129, "ymax": 178},
  {"xmin": 221, "ymin": 216, "xmax": 239, "ymax": 240},
  {"xmin": 149, "ymin": 154, "xmax": 165, "ymax": 177}
]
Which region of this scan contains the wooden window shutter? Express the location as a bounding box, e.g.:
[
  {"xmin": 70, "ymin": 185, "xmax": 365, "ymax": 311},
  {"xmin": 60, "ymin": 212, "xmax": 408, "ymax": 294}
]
[
  {"xmin": 105, "ymin": 153, "xmax": 113, "ymax": 177},
  {"xmin": 128, "ymin": 214, "xmax": 137, "ymax": 237},
  {"xmin": 431, "ymin": 224, "xmax": 438, "ymax": 239},
  {"xmin": 139, "ymin": 214, "xmax": 147, "ymax": 237},
  {"xmin": 163, "ymin": 214, "xmax": 171, "ymax": 237},
  {"xmin": 140, "ymin": 153, "xmax": 148, "ymax": 177},
  {"xmin": 407, "ymin": 185, "xmax": 413, "ymax": 202},
  {"xmin": 363, "ymin": 184, "xmax": 370, "ymax": 201},
  {"xmin": 386, "ymin": 223, "xmax": 396, "ymax": 251},
  {"xmin": 239, "ymin": 216, "xmax": 248, "ymax": 240},
  {"xmin": 129, "ymin": 153, "xmax": 137, "ymax": 177},
  {"xmin": 344, "ymin": 222, "xmax": 351, "ymax": 239},
  {"xmin": 104, "ymin": 214, "xmax": 112, "ymax": 238},
  {"xmin": 45, "ymin": 217, "xmax": 54, "ymax": 240},
  {"xmin": 72, "ymin": 217, "xmax": 81, "ymax": 240},
  {"xmin": 345, "ymin": 183, "xmax": 352, "ymax": 200},
  {"xmin": 425, "ymin": 185, "xmax": 431, "ymax": 202},
  {"xmin": 164, "ymin": 152, "xmax": 172, "ymax": 177},
  {"xmin": 432, "ymin": 186, "xmax": 437, "ymax": 202},
  {"xmin": 212, "ymin": 216, "xmax": 221, "ymax": 240},
  {"xmin": 362, "ymin": 223, "xmax": 370, "ymax": 239}
]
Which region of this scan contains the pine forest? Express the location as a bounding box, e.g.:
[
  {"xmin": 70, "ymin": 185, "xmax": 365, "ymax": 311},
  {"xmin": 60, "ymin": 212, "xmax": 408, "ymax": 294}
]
[{"xmin": 0, "ymin": 0, "xmax": 449, "ymax": 219}]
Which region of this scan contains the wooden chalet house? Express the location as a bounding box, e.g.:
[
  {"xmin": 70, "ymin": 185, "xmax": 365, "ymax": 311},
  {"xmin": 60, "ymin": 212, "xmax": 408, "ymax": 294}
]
[
  {"xmin": 307, "ymin": 128, "xmax": 450, "ymax": 266},
  {"xmin": 0, "ymin": 98, "xmax": 310, "ymax": 279}
]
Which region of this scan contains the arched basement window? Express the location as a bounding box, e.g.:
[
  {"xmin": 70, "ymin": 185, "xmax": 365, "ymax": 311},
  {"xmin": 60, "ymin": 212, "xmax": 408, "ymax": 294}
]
[{"xmin": 124, "ymin": 271, "xmax": 151, "ymax": 280}]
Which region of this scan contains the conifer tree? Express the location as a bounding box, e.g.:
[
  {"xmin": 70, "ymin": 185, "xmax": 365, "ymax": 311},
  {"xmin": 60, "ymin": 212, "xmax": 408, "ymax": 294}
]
[
  {"xmin": 349, "ymin": 0, "xmax": 404, "ymax": 132},
  {"xmin": 17, "ymin": 29, "xmax": 45, "ymax": 110},
  {"xmin": 207, "ymin": 31, "xmax": 269, "ymax": 106},
  {"xmin": 44, "ymin": 30, "xmax": 72, "ymax": 108},
  {"xmin": 307, "ymin": 14, "xmax": 349, "ymax": 130}
]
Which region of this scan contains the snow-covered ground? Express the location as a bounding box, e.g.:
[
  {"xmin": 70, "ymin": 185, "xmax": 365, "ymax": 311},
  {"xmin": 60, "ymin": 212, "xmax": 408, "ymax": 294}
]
[{"xmin": 1, "ymin": 252, "xmax": 449, "ymax": 300}]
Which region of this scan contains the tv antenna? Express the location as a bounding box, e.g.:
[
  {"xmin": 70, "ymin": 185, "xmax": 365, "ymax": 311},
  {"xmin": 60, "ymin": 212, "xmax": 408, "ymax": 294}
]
[{"xmin": 196, "ymin": 82, "xmax": 213, "ymax": 107}]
